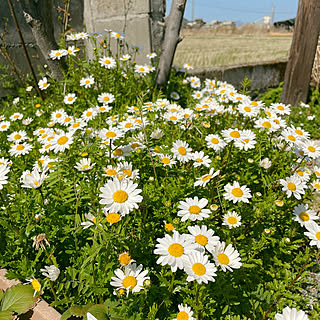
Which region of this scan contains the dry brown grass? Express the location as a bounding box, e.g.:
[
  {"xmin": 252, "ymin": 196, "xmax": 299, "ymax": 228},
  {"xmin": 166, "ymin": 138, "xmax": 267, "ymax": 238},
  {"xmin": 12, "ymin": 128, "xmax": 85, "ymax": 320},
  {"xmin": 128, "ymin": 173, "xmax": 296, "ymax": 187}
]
[{"xmin": 174, "ymin": 33, "xmax": 292, "ymax": 68}]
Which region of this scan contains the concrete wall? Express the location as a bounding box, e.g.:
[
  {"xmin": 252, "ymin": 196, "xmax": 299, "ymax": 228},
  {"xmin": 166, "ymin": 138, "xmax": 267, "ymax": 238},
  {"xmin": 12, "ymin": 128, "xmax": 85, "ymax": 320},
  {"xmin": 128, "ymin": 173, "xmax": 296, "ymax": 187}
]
[{"xmin": 190, "ymin": 60, "xmax": 288, "ymax": 91}]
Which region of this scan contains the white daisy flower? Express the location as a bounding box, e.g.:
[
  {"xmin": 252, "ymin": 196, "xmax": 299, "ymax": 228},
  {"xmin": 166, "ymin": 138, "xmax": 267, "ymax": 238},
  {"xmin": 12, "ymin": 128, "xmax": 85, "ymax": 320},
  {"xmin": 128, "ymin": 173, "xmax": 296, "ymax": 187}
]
[
  {"xmin": 150, "ymin": 128, "xmax": 164, "ymax": 139},
  {"xmin": 281, "ymin": 128, "xmax": 299, "ymax": 145},
  {"xmin": 159, "ymin": 154, "xmax": 176, "ymax": 167},
  {"xmin": 99, "ymin": 179, "xmax": 143, "ymax": 216},
  {"xmin": 187, "ymin": 225, "xmax": 220, "ymax": 252},
  {"xmin": 234, "ymin": 130, "xmax": 256, "ymax": 151},
  {"xmin": 275, "ymin": 306, "xmax": 309, "ymax": 320},
  {"xmin": 270, "ymin": 103, "xmax": 291, "ymax": 115},
  {"xmin": 135, "ymin": 65, "xmax": 149, "ymax": 75},
  {"xmin": 293, "ymin": 167, "xmax": 310, "ymax": 182},
  {"xmin": 194, "ymin": 168, "xmax": 220, "ymax": 187},
  {"xmin": 223, "ymin": 181, "xmax": 252, "ymax": 203},
  {"xmin": 9, "ymin": 143, "xmax": 33, "ymax": 157},
  {"xmin": 81, "ymin": 108, "xmax": 98, "ymax": 122},
  {"xmin": 210, "ymin": 241, "xmax": 242, "ymax": 272},
  {"xmin": 238, "ymin": 103, "xmax": 260, "ymax": 117},
  {"xmin": 40, "ymin": 265, "xmax": 60, "ymax": 281},
  {"xmin": 66, "ymin": 46, "xmax": 77, "ymax": 55},
  {"xmin": 173, "ymin": 304, "xmax": 195, "ymax": 320},
  {"xmin": 171, "ymin": 140, "xmax": 192, "ymax": 163},
  {"xmin": 299, "ymin": 140, "xmax": 320, "ymax": 159},
  {"xmin": 64, "ymin": 93, "xmax": 77, "ymax": 105},
  {"xmin": 255, "ymin": 118, "xmax": 279, "ymax": 132},
  {"xmin": 292, "ymin": 203, "xmax": 318, "ymax": 227},
  {"xmin": 38, "ymin": 77, "xmax": 50, "ymax": 90},
  {"xmin": 49, "ymin": 131, "xmax": 74, "ymax": 153},
  {"xmin": 74, "ymin": 158, "xmax": 96, "ymax": 172},
  {"xmin": 304, "ymin": 222, "xmax": 320, "ymax": 249},
  {"xmin": 80, "ymin": 75, "xmax": 95, "ymax": 88},
  {"xmin": 192, "ymin": 151, "xmax": 212, "ymax": 168},
  {"xmin": 0, "ymin": 164, "xmax": 10, "ymax": 190},
  {"xmin": 110, "ymin": 263, "xmax": 149, "ymax": 296},
  {"xmin": 313, "ymin": 166, "xmax": 320, "ymax": 178},
  {"xmin": 10, "ymin": 112, "xmax": 23, "ymax": 121},
  {"xmin": 111, "ymin": 31, "xmax": 125, "ymax": 40},
  {"xmin": 280, "ymin": 175, "xmax": 307, "ymax": 200},
  {"xmin": 120, "ymin": 54, "xmax": 131, "ymax": 61},
  {"xmin": 81, "ymin": 213, "xmax": 101, "ymax": 229},
  {"xmin": 183, "ymin": 251, "xmax": 217, "ymax": 284},
  {"xmin": 99, "ymin": 56, "xmax": 116, "ymax": 69},
  {"xmin": 311, "ymin": 179, "xmax": 320, "ymax": 192},
  {"xmin": 177, "ymin": 196, "xmax": 211, "ymax": 222},
  {"xmin": 102, "ymin": 165, "xmax": 119, "ymax": 178},
  {"xmin": 22, "ymin": 118, "xmax": 34, "ymax": 125},
  {"xmin": 51, "ymin": 109, "xmax": 67, "ymax": 124},
  {"xmin": 49, "ymin": 49, "xmax": 67, "ymax": 60},
  {"xmin": 98, "ymin": 92, "xmax": 115, "ymax": 105},
  {"xmin": 153, "ymin": 231, "xmax": 197, "ymax": 272},
  {"xmin": 0, "ymin": 121, "xmax": 10, "ymax": 131},
  {"xmin": 222, "ymin": 211, "xmax": 242, "ymax": 229},
  {"xmin": 205, "ymin": 134, "xmax": 227, "ymax": 152},
  {"xmin": 222, "ymin": 128, "xmax": 243, "ymax": 143},
  {"xmin": 7, "ymin": 130, "xmax": 28, "ymax": 143},
  {"xmin": 146, "ymin": 52, "xmax": 157, "ymax": 59},
  {"xmin": 20, "ymin": 168, "xmax": 47, "ymax": 189},
  {"xmin": 259, "ymin": 158, "xmax": 271, "ymax": 169}
]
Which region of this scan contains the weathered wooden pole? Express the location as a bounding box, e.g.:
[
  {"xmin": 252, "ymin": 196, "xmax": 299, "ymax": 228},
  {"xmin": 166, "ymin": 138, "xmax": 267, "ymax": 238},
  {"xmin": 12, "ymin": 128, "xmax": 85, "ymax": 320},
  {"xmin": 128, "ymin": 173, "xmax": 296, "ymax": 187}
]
[
  {"xmin": 154, "ymin": 0, "xmax": 187, "ymax": 89},
  {"xmin": 280, "ymin": 0, "xmax": 320, "ymax": 106}
]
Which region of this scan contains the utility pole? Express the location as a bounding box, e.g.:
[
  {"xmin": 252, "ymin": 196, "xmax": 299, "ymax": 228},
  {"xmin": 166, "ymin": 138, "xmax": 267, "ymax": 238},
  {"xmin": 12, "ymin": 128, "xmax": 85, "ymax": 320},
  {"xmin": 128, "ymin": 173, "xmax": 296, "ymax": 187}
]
[
  {"xmin": 192, "ymin": 0, "xmax": 194, "ymax": 21},
  {"xmin": 270, "ymin": 3, "xmax": 275, "ymax": 24}
]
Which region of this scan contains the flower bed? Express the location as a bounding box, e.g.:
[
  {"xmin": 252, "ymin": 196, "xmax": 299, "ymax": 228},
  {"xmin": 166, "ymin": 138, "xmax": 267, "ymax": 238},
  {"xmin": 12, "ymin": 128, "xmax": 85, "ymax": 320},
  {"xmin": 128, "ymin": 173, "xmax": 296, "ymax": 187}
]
[{"xmin": 0, "ymin": 31, "xmax": 319, "ymax": 320}]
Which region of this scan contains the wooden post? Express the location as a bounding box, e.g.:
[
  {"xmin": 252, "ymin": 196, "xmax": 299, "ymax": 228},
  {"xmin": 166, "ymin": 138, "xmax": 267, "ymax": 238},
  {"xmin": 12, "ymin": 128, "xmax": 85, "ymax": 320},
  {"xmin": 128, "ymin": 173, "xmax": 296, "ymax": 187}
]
[
  {"xmin": 154, "ymin": 0, "xmax": 187, "ymax": 89},
  {"xmin": 280, "ymin": 0, "xmax": 320, "ymax": 106}
]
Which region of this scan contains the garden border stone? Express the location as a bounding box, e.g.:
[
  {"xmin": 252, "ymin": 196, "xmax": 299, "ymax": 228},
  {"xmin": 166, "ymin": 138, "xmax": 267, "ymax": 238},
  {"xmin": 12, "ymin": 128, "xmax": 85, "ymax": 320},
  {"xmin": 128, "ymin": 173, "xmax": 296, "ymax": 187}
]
[{"xmin": 0, "ymin": 269, "xmax": 61, "ymax": 320}]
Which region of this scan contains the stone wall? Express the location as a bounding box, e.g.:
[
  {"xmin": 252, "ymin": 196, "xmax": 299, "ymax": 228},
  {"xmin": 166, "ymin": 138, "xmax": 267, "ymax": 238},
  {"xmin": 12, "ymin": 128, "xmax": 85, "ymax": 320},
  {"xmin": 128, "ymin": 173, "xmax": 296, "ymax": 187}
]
[
  {"xmin": 0, "ymin": 0, "xmax": 165, "ymax": 97},
  {"xmin": 190, "ymin": 60, "xmax": 288, "ymax": 91}
]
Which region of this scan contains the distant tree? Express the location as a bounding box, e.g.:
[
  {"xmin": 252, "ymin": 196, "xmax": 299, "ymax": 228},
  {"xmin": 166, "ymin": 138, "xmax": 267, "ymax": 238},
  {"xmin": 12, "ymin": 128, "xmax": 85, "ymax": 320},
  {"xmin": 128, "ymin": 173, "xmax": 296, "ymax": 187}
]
[
  {"xmin": 154, "ymin": 0, "xmax": 187, "ymax": 89},
  {"xmin": 280, "ymin": 0, "xmax": 320, "ymax": 106}
]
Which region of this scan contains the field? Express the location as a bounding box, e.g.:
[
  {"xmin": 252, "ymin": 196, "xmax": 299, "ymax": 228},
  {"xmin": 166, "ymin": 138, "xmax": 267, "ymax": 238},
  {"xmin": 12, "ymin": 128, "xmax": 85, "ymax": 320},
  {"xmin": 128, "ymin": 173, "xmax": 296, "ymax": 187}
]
[{"xmin": 174, "ymin": 32, "xmax": 293, "ymax": 68}]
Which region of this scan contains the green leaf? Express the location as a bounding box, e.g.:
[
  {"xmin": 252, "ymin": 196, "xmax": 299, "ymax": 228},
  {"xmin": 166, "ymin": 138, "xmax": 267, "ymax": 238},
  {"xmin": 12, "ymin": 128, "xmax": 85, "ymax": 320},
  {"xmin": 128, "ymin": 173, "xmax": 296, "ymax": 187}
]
[
  {"xmin": 60, "ymin": 309, "xmax": 72, "ymax": 320},
  {"xmin": 87, "ymin": 305, "xmax": 109, "ymax": 320},
  {"xmin": 0, "ymin": 284, "xmax": 34, "ymax": 314},
  {"xmin": 0, "ymin": 310, "xmax": 13, "ymax": 320},
  {"xmin": 0, "ymin": 290, "xmax": 3, "ymax": 301}
]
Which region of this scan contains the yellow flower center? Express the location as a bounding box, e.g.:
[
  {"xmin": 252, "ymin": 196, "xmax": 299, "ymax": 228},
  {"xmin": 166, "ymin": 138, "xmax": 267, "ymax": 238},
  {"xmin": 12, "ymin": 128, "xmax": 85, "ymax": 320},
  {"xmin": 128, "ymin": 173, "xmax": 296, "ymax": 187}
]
[
  {"xmin": 43, "ymin": 83, "xmax": 47, "ymax": 87},
  {"xmin": 104, "ymin": 59, "xmax": 111, "ymax": 64},
  {"xmin": 288, "ymin": 135, "xmax": 296, "ymax": 142},
  {"xmin": 57, "ymin": 136, "xmax": 69, "ymax": 145},
  {"xmin": 178, "ymin": 146, "xmax": 187, "ymax": 155},
  {"xmin": 196, "ymin": 158, "xmax": 203, "ymax": 163},
  {"xmin": 251, "ymin": 101, "xmax": 258, "ymax": 106},
  {"xmin": 68, "ymin": 97, "xmax": 73, "ymax": 101},
  {"xmin": 119, "ymin": 253, "xmax": 131, "ymax": 265},
  {"xmin": 315, "ymin": 171, "xmax": 320, "ymax": 176},
  {"xmin": 262, "ymin": 121, "xmax": 271, "ymax": 128},
  {"xmin": 316, "ymin": 232, "xmax": 320, "ymax": 240},
  {"xmin": 177, "ymin": 311, "xmax": 189, "ymax": 320},
  {"xmin": 211, "ymin": 138, "xmax": 219, "ymax": 144},
  {"xmin": 308, "ymin": 146, "xmax": 316, "ymax": 153},
  {"xmin": 56, "ymin": 113, "xmax": 62, "ymax": 118},
  {"xmin": 113, "ymin": 190, "xmax": 128, "ymax": 203},
  {"xmin": 55, "ymin": 52, "xmax": 61, "ymax": 56},
  {"xmin": 217, "ymin": 253, "xmax": 229, "ymax": 265},
  {"xmin": 297, "ymin": 170, "xmax": 303, "ymax": 176},
  {"xmin": 1, "ymin": 125, "xmax": 6, "ymax": 129},
  {"xmin": 227, "ymin": 216, "xmax": 237, "ymax": 224},
  {"xmin": 165, "ymin": 223, "xmax": 174, "ymax": 232},
  {"xmin": 82, "ymin": 164, "xmax": 89, "ymax": 169},
  {"xmin": 122, "ymin": 276, "xmax": 137, "ymax": 289},
  {"xmin": 314, "ymin": 183, "xmax": 320, "ymax": 189},
  {"xmin": 192, "ymin": 262, "xmax": 206, "ymax": 276},
  {"xmin": 106, "ymin": 169, "xmax": 117, "ymax": 176},
  {"xmin": 106, "ymin": 212, "xmax": 121, "ymax": 224},
  {"xmin": 287, "ymin": 182, "xmax": 296, "ymax": 191},
  {"xmin": 116, "ymin": 33, "xmax": 121, "ymax": 37},
  {"xmin": 125, "ymin": 123, "xmax": 132, "ymax": 128},
  {"xmin": 131, "ymin": 143, "xmax": 139, "ymax": 149},
  {"xmin": 299, "ymin": 212, "xmax": 309, "ymax": 221},
  {"xmin": 231, "ymin": 188, "xmax": 243, "ymax": 197},
  {"xmin": 14, "ymin": 134, "xmax": 21, "ymax": 140},
  {"xmin": 103, "ymin": 96, "xmax": 110, "ymax": 102},
  {"xmin": 16, "ymin": 144, "xmax": 25, "ymax": 151},
  {"xmin": 244, "ymin": 106, "xmax": 251, "ymax": 112},
  {"xmin": 139, "ymin": 67, "xmax": 145, "ymax": 72},
  {"xmin": 34, "ymin": 181, "xmax": 39, "ymax": 186},
  {"xmin": 168, "ymin": 243, "xmax": 184, "ymax": 257},
  {"xmin": 31, "ymin": 279, "xmax": 41, "ymax": 292},
  {"xmin": 295, "ymin": 129, "xmax": 303, "ymax": 135},
  {"xmin": 64, "ymin": 117, "xmax": 71, "ymax": 122},
  {"xmin": 85, "ymin": 80, "xmax": 90, "ymax": 84},
  {"xmin": 277, "ymin": 105, "xmax": 284, "ymax": 111},
  {"xmin": 86, "ymin": 111, "xmax": 92, "ymax": 117},
  {"xmin": 123, "ymin": 169, "xmax": 132, "ymax": 177},
  {"xmin": 230, "ymin": 131, "xmax": 240, "ymax": 138},
  {"xmin": 161, "ymin": 158, "xmax": 170, "ymax": 164},
  {"xmin": 202, "ymin": 174, "xmax": 212, "ymax": 182},
  {"xmin": 189, "ymin": 205, "xmax": 201, "ymax": 214},
  {"xmin": 113, "ymin": 149, "xmax": 123, "ymax": 156},
  {"xmin": 106, "ymin": 132, "xmax": 116, "ymax": 138},
  {"xmin": 170, "ymin": 116, "xmax": 177, "ymax": 121},
  {"xmin": 195, "ymin": 234, "xmax": 208, "ymax": 246}
]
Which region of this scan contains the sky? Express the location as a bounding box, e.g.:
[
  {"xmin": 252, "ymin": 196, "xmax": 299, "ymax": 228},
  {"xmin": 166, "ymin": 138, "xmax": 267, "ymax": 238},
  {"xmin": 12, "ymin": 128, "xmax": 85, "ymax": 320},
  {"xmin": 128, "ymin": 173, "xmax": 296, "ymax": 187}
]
[{"xmin": 166, "ymin": 0, "xmax": 299, "ymax": 24}]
